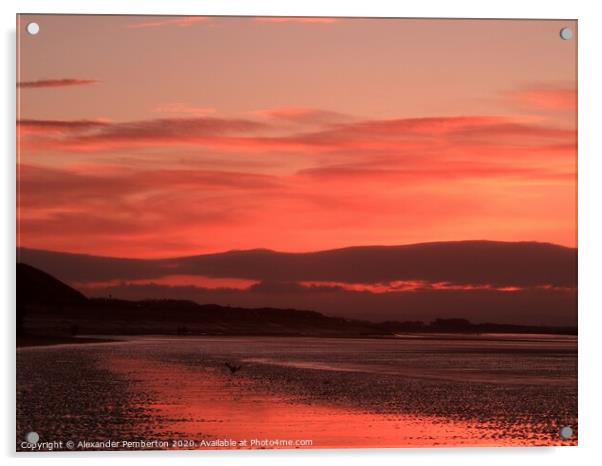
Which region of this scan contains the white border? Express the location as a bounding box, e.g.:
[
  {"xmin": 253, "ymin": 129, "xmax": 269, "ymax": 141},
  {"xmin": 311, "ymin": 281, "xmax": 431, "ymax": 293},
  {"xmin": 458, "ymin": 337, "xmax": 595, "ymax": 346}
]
[{"xmin": 2, "ymin": 1, "xmax": 602, "ymax": 465}]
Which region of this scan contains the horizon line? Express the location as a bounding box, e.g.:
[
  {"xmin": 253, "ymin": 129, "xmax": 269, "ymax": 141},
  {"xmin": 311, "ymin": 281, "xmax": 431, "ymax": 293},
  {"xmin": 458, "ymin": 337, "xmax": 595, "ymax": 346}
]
[{"xmin": 16, "ymin": 239, "xmax": 577, "ymax": 262}]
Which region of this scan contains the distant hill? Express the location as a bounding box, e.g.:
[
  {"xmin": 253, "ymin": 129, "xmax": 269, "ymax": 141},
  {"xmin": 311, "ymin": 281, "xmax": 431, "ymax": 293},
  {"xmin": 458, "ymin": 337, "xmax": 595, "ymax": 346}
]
[
  {"xmin": 18, "ymin": 240, "xmax": 577, "ymax": 287},
  {"xmin": 17, "ymin": 263, "xmax": 576, "ymax": 338},
  {"xmin": 17, "ymin": 241, "xmax": 577, "ymax": 326}
]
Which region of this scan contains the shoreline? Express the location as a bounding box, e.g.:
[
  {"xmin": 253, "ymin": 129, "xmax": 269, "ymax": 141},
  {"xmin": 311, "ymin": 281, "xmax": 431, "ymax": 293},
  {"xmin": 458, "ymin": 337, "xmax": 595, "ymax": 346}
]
[
  {"xmin": 16, "ymin": 331, "xmax": 577, "ymax": 349},
  {"xmin": 16, "ymin": 335, "xmax": 119, "ymax": 348}
]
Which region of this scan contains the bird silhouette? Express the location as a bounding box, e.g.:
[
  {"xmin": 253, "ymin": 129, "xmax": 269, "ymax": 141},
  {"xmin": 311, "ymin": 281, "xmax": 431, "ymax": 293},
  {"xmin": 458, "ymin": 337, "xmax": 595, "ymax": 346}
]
[{"xmin": 224, "ymin": 362, "xmax": 242, "ymax": 374}]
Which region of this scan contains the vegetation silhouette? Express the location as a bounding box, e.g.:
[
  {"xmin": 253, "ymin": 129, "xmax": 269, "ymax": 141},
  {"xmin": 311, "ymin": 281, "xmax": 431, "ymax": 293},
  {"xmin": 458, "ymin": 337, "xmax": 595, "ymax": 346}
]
[{"xmin": 16, "ymin": 263, "xmax": 577, "ymax": 344}]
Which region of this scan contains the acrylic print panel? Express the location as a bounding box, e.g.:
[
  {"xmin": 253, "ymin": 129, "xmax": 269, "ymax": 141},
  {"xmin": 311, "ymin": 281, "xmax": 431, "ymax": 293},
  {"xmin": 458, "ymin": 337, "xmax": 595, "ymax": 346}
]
[{"xmin": 16, "ymin": 15, "xmax": 577, "ymax": 451}]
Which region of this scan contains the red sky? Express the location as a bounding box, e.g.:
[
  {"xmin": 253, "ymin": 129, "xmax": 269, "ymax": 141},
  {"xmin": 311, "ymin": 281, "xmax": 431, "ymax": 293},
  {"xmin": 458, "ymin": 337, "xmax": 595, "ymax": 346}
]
[{"xmin": 17, "ymin": 16, "xmax": 577, "ymax": 259}]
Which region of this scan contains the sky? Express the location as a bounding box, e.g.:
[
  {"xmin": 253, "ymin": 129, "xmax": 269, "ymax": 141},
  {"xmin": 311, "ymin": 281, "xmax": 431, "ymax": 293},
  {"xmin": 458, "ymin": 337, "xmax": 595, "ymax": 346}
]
[
  {"xmin": 17, "ymin": 15, "xmax": 577, "ymax": 258},
  {"xmin": 16, "ymin": 16, "xmax": 577, "ymax": 324}
]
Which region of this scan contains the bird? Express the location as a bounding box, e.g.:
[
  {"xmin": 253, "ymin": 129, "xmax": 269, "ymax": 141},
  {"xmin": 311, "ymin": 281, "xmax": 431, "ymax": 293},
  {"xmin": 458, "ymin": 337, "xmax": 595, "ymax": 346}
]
[{"xmin": 224, "ymin": 362, "xmax": 242, "ymax": 374}]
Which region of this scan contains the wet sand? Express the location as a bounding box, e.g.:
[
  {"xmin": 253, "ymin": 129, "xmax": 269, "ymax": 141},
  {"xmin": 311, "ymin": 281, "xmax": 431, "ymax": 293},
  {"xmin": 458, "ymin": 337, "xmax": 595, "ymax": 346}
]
[
  {"xmin": 16, "ymin": 335, "xmax": 117, "ymax": 348},
  {"xmin": 16, "ymin": 335, "xmax": 577, "ymax": 450}
]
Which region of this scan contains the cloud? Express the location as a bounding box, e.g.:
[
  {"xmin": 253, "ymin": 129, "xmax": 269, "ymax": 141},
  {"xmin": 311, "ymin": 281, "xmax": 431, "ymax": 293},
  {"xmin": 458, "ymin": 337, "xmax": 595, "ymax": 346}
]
[
  {"xmin": 18, "ymin": 163, "xmax": 282, "ymax": 209},
  {"xmin": 153, "ymin": 103, "xmax": 216, "ymax": 116},
  {"xmin": 17, "ymin": 108, "xmax": 576, "ymax": 256},
  {"xmin": 254, "ymin": 17, "xmax": 339, "ymax": 24},
  {"xmin": 76, "ymin": 274, "xmax": 257, "ymax": 291},
  {"xmin": 126, "ymin": 16, "xmax": 338, "ymax": 30},
  {"xmin": 17, "ymin": 163, "xmax": 286, "ymax": 256},
  {"xmin": 127, "ymin": 17, "xmax": 209, "ymax": 29},
  {"xmin": 17, "ymin": 119, "xmax": 109, "ymax": 135},
  {"xmin": 254, "ymin": 107, "xmax": 351, "ymax": 125},
  {"xmin": 298, "ymin": 160, "xmax": 574, "ymax": 182},
  {"xmin": 507, "ymin": 88, "xmax": 577, "ymax": 110},
  {"xmin": 18, "ymin": 79, "xmax": 100, "ymax": 89},
  {"xmin": 19, "ymin": 116, "xmax": 270, "ymax": 152},
  {"xmin": 317, "ymin": 115, "xmax": 575, "ymax": 142},
  {"xmin": 16, "ymin": 146, "xmax": 575, "ymax": 258},
  {"xmin": 18, "ymin": 113, "xmax": 575, "ymax": 154},
  {"xmin": 299, "ymin": 279, "xmax": 564, "ymax": 293}
]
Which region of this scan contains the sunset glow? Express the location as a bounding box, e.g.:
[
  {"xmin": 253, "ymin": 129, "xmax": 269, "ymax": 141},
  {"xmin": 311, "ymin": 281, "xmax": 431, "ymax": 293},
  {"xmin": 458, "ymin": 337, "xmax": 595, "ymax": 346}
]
[
  {"xmin": 16, "ymin": 17, "xmax": 578, "ymax": 451},
  {"xmin": 17, "ymin": 16, "xmax": 576, "ymax": 259}
]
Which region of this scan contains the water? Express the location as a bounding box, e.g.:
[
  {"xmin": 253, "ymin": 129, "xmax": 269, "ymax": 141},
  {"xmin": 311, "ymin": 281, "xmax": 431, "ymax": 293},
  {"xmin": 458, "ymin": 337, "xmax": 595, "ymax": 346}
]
[{"xmin": 16, "ymin": 334, "xmax": 577, "ymax": 450}]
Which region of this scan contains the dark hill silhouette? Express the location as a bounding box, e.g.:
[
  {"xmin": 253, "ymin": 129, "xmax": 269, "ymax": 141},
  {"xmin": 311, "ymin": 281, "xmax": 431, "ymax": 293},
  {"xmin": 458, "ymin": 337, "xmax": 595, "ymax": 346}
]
[
  {"xmin": 17, "ymin": 241, "xmax": 577, "ymax": 326},
  {"xmin": 17, "ymin": 263, "xmax": 86, "ymax": 337},
  {"xmin": 17, "ymin": 263, "xmax": 576, "ymax": 338},
  {"xmin": 17, "ymin": 263, "xmax": 86, "ymax": 305},
  {"xmin": 16, "ymin": 262, "xmax": 376, "ymax": 337},
  {"xmin": 18, "ymin": 240, "xmax": 576, "ymax": 287}
]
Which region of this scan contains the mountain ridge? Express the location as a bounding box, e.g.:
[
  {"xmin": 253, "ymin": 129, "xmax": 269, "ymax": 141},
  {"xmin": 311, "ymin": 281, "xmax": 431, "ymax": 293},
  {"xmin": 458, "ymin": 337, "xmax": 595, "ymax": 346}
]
[
  {"xmin": 18, "ymin": 239, "xmax": 576, "ymax": 261},
  {"xmin": 17, "ymin": 241, "xmax": 577, "ymax": 326},
  {"xmin": 17, "ymin": 262, "xmax": 577, "ymax": 338},
  {"xmin": 17, "ymin": 240, "xmax": 577, "ymax": 286}
]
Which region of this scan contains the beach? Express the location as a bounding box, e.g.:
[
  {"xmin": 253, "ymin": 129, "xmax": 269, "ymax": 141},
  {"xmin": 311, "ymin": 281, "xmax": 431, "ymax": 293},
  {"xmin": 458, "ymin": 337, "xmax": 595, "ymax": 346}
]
[{"xmin": 16, "ymin": 334, "xmax": 577, "ymax": 450}]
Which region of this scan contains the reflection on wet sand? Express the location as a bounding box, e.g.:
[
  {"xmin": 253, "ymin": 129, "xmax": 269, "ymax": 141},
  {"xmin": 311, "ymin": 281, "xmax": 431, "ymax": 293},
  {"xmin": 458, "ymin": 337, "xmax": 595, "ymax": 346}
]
[
  {"xmin": 105, "ymin": 351, "xmax": 570, "ymax": 448},
  {"xmin": 17, "ymin": 335, "xmax": 577, "ymax": 450},
  {"xmin": 106, "ymin": 355, "xmax": 501, "ymax": 448}
]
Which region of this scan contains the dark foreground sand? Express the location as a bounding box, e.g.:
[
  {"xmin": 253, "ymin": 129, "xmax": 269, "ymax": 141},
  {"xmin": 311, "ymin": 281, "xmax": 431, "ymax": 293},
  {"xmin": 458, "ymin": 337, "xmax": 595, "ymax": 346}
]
[{"xmin": 16, "ymin": 335, "xmax": 577, "ymax": 450}]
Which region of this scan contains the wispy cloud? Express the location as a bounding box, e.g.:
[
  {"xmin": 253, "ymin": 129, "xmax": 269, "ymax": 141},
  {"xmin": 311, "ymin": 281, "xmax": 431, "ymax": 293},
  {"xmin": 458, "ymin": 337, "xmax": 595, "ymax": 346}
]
[
  {"xmin": 18, "ymin": 113, "xmax": 575, "ymax": 153},
  {"xmin": 17, "ymin": 104, "xmax": 577, "ymax": 257},
  {"xmin": 18, "ymin": 116, "xmax": 269, "ymax": 151},
  {"xmin": 17, "ymin": 119, "xmax": 109, "ymax": 135},
  {"xmin": 254, "ymin": 106, "xmax": 351, "ymax": 125},
  {"xmin": 254, "ymin": 17, "xmax": 339, "ymax": 24},
  {"xmin": 507, "ymin": 87, "xmax": 577, "ymax": 110},
  {"xmin": 154, "ymin": 103, "xmax": 216, "ymax": 117},
  {"xmin": 18, "ymin": 78, "xmax": 100, "ymax": 89},
  {"xmin": 127, "ymin": 17, "xmax": 209, "ymax": 29},
  {"xmin": 126, "ymin": 16, "xmax": 338, "ymax": 30},
  {"xmin": 17, "ymin": 162, "xmax": 285, "ymax": 257},
  {"xmin": 298, "ymin": 160, "xmax": 574, "ymax": 182}
]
